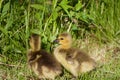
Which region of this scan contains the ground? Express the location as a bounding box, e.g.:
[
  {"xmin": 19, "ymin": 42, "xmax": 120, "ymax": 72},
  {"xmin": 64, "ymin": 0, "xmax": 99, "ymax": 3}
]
[{"xmin": 0, "ymin": 38, "xmax": 120, "ymax": 80}]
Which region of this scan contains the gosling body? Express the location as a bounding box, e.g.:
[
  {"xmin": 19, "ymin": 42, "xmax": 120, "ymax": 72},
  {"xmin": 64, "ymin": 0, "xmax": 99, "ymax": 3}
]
[
  {"xmin": 27, "ymin": 34, "xmax": 62, "ymax": 79},
  {"xmin": 53, "ymin": 33, "xmax": 96, "ymax": 77}
]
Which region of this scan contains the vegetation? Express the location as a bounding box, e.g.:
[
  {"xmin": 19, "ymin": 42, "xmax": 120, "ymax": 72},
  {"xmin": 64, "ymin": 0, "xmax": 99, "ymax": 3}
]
[{"xmin": 0, "ymin": 0, "xmax": 120, "ymax": 80}]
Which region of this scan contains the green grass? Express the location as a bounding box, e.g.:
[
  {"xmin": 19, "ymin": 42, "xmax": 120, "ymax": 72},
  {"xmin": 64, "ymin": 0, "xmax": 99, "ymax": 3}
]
[{"xmin": 0, "ymin": 0, "xmax": 120, "ymax": 80}]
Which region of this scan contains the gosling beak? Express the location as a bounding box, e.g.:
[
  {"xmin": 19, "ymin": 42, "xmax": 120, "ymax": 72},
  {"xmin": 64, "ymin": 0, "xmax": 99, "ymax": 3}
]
[{"xmin": 53, "ymin": 39, "xmax": 59, "ymax": 43}]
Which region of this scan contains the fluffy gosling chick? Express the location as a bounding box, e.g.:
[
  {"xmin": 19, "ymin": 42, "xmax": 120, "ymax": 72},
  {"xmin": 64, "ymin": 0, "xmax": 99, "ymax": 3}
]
[
  {"xmin": 27, "ymin": 34, "xmax": 62, "ymax": 79},
  {"xmin": 53, "ymin": 32, "xmax": 96, "ymax": 77}
]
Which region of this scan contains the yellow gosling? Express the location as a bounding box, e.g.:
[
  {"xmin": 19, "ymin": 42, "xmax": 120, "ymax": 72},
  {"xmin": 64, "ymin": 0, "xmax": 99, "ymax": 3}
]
[{"xmin": 53, "ymin": 32, "xmax": 96, "ymax": 77}]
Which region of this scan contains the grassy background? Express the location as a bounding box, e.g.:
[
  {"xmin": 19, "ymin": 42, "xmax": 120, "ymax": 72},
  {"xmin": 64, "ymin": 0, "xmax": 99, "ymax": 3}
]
[{"xmin": 0, "ymin": 0, "xmax": 120, "ymax": 80}]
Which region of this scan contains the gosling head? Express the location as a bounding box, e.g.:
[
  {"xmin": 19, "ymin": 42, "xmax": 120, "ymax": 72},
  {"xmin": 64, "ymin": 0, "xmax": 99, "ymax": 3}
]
[
  {"xmin": 29, "ymin": 33, "xmax": 41, "ymax": 52},
  {"xmin": 54, "ymin": 32, "xmax": 72, "ymax": 49}
]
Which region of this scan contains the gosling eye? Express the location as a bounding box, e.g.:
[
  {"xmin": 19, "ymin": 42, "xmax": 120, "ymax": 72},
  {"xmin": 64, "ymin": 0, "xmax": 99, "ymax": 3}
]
[{"xmin": 60, "ymin": 38, "xmax": 64, "ymax": 40}]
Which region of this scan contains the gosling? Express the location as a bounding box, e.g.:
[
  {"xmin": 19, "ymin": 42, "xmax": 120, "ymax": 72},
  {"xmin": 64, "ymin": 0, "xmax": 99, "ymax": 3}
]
[
  {"xmin": 27, "ymin": 33, "xmax": 62, "ymax": 79},
  {"xmin": 53, "ymin": 32, "xmax": 96, "ymax": 77}
]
